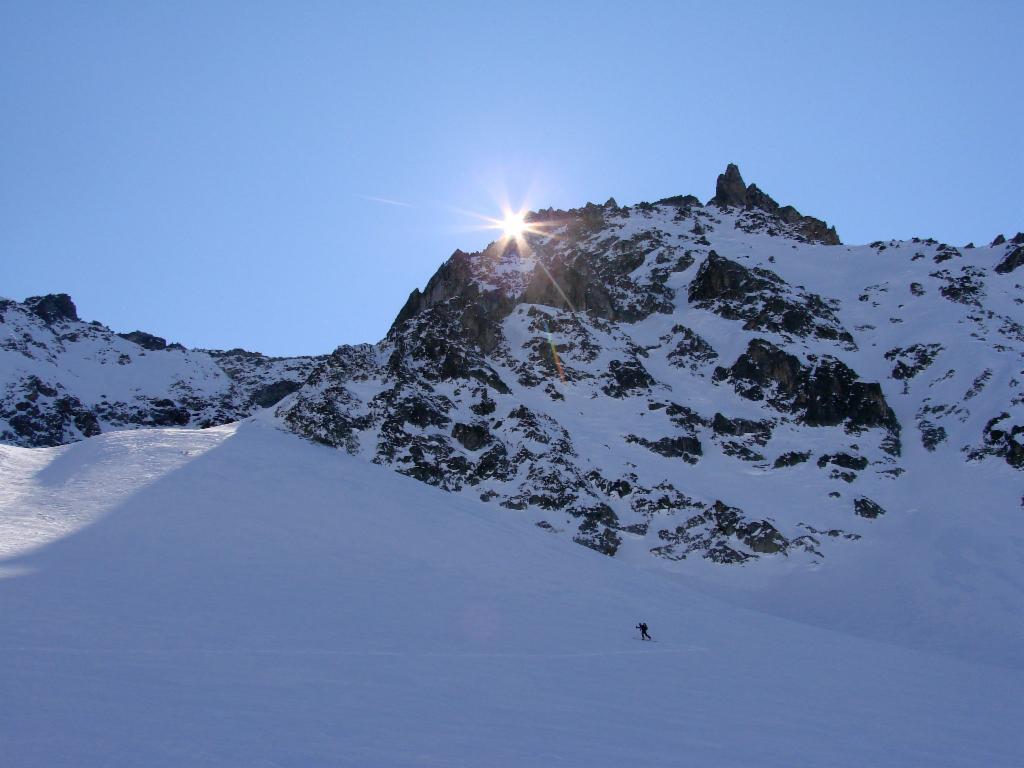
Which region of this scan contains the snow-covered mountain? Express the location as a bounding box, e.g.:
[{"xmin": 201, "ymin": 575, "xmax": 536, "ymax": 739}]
[
  {"xmin": 4, "ymin": 164, "xmax": 1022, "ymax": 579},
  {"xmin": 0, "ymin": 293, "xmax": 324, "ymax": 447},
  {"xmin": 279, "ymin": 164, "xmax": 1024, "ymax": 575},
  {"xmin": 1, "ymin": 166, "xmax": 1021, "ymax": 765}
]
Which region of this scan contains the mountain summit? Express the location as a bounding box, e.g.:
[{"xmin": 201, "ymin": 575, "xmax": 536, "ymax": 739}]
[
  {"xmin": 3, "ymin": 165, "xmax": 1022, "ymax": 573},
  {"xmin": 276, "ymin": 165, "xmax": 1023, "ymax": 569}
]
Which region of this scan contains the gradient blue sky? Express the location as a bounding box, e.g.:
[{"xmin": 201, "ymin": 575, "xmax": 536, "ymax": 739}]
[{"xmin": 2, "ymin": 1, "xmax": 1022, "ymax": 355}]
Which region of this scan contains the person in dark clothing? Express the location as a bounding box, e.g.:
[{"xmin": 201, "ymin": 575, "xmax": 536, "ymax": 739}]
[{"xmin": 636, "ymin": 622, "xmax": 651, "ymax": 641}]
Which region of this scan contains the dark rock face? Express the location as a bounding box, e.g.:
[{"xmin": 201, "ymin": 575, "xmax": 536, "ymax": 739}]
[
  {"xmin": 24, "ymin": 294, "xmax": 78, "ymax": 324},
  {"xmin": 520, "ymin": 239, "xmax": 673, "ymax": 323},
  {"xmin": 452, "ymin": 422, "xmax": 491, "ymax": 451},
  {"xmin": 917, "ymin": 418, "xmax": 948, "ymax": 451},
  {"xmin": 574, "ymin": 510, "xmax": 622, "ymax": 555},
  {"xmin": 712, "ymin": 413, "xmax": 772, "ymax": 462},
  {"xmin": 975, "ymin": 413, "xmax": 1024, "ymax": 469},
  {"xmin": 626, "ymin": 434, "xmax": 703, "ymax": 464},
  {"xmin": 719, "ymin": 339, "xmax": 898, "ymax": 435},
  {"xmin": 651, "ymin": 500, "xmax": 795, "ymax": 562},
  {"xmin": 791, "ymin": 214, "xmax": 841, "ymax": 246},
  {"xmin": 994, "ymin": 246, "xmax": 1024, "ymax": 274},
  {"xmin": 931, "ymin": 266, "xmax": 985, "ymax": 306},
  {"xmin": 689, "ymin": 251, "xmax": 769, "ymax": 304},
  {"xmin": 655, "ymin": 194, "xmax": 701, "ymax": 208},
  {"xmin": 818, "ymin": 452, "xmax": 869, "ymax": 471},
  {"xmin": 717, "ymin": 339, "xmax": 803, "ymax": 401},
  {"xmin": 885, "ymin": 344, "xmax": 942, "ymax": 380},
  {"xmin": 800, "ymin": 359, "xmax": 897, "ymax": 432},
  {"xmin": 393, "ymin": 250, "xmax": 475, "ymax": 328},
  {"xmin": 712, "ymin": 413, "xmax": 773, "ymax": 443},
  {"xmin": 1, "ymin": 376, "xmax": 100, "ymax": 447},
  {"xmin": 932, "ymin": 244, "xmax": 961, "ymax": 264},
  {"xmin": 774, "ymin": 451, "xmax": 811, "ymax": 468},
  {"xmin": 118, "ymin": 330, "xmax": 168, "ymax": 351},
  {"xmin": 664, "ymin": 325, "xmax": 718, "ymax": 370},
  {"xmin": 249, "ymin": 380, "xmax": 303, "ymax": 408},
  {"xmin": 602, "ymin": 359, "xmax": 655, "ymax": 397},
  {"xmin": 707, "ymin": 164, "xmax": 840, "ymax": 245},
  {"xmin": 689, "ymin": 252, "xmax": 853, "ymax": 344},
  {"xmin": 524, "ymin": 260, "xmax": 610, "ymax": 317},
  {"xmin": 710, "ymin": 163, "xmax": 749, "ymax": 208},
  {"xmin": 854, "ymin": 497, "xmax": 886, "ymax": 518},
  {"xmin": 393, "ymin": 224, "xmax": 682, "ymax": 342},
  {"xmin": 145, "ymin": 399, "xmax": 192, "ymax": 426},
  {"xmin": 392, "ymin": 250, "xmax": 516, "ymax": 354}
]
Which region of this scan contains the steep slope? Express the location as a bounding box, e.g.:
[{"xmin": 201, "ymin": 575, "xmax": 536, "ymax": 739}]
[
  {"xmin": 0, "ymin": 420, "xmax": 1019, "ymax": 767},
  {"xmin": 280, "ymin": 165, "xmax": 1024, "ymax": 576},
  {"xmin": 0, "ymin": 294, "xmax": 323, "ymax": 446}
]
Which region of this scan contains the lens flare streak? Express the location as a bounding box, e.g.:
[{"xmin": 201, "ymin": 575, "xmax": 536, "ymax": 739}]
[{"xmin": 546, "ymin": 322, "xmax": 567, "ymax": 384}]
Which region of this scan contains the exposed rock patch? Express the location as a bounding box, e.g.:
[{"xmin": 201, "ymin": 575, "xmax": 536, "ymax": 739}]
[{"xmin": 689, "ymin": 252, "xmax": 853, "ymax": 345}]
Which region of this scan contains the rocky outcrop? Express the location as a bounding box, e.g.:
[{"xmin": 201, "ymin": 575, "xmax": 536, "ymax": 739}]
[
  {"xmin": 602, "ymin": 359, "xmax": 655, "ymax": 397},
  {"xmin": 931, "ymin": 266, "xmax": 985, "ymax": 306},
  {"xmin": 651, "ymin": 500, "xmax": 808, "ymax": 563},
  {"xmin": 715, "ymin": 339, "xmax": 803, "ymax": 401},
  {"xmin": 710, "ymin": 163, "xmax": 749, "ymax": 208},
  {"xmin": 689, "ymin": 252, "xmax": 853, "ymax": 344},
  {"xmin": 707, "ymin": 164, "xmax": 840, "ymax": 245},
  {"xmin": 717, "ymin": 339, "xmax": 898, "ymax": 434},
  {"xmin": 975, "ymin": 413, "xmax": 1024, "ymax": 469},
  {"xmin": 664, "ymin": 325, "xmax": 718, "ymax": 370},
  {"xmin": 774, "ymin": 451, "xmax": 810, "ymax": 468},
  {"xmin": 452, "ymin": 422, "xmax": 491, "ymax": 451},
  {"xmin": 626, "ymin": 434, "xmax": 703, "ymax": 464},
  {"xmin": 994, "ymin": 246, "xmax": 1024, "ymax": 274},
  {"xmin": 118, "ymin": 330, "xmax": 168, "ymax": 350},
  {"xmin": 885, "ymin": 344, "xmax": 942, "ymax": 380},
  {"xmin": 854, "ymin": 497, "xmax": 886, "ymax": 519},
  {"xmin": 24, "ymin": 294, "xmax": 79, "ymax": 324},
  {"xmin": 1, "ymin": 376, "xmax": 100, "ymax": 447}
]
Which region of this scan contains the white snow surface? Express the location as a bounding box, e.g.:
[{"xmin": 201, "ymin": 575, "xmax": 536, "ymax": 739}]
[{"xmin": 0, "ymin": 418, "xmax": 1020, "ymax": 766}]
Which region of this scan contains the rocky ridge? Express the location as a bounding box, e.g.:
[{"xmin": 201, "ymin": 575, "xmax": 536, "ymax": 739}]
[
  {"xmin": 278, "ymin": 165, "xmax": 1024, "ymax": 567},
  {"xmin": 0, "ymin": 294, "xmax": 323, "ymax": 447}
]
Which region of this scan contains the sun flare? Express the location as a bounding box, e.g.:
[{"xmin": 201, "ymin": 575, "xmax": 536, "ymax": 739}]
[
  {"xmin": 501, "ymin": 210, "xmax": 528, "ymax": 239},
  {"xmin": 461, "ymin": 197, "xmax": 550, "ymax": 245}
]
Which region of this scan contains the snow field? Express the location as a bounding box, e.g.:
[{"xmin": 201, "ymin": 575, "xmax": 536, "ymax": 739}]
[{"xmin": 0, "ymin": 419, "xmax": 1020, "ymax": 766}]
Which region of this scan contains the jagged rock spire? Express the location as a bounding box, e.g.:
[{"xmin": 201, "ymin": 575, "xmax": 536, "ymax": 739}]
[
  {"xmin": 707, "ymin": 163, "xmax": 840, "ymax": 245},
  {"xmin": 710, "ymin": 163, "xmax": 749, "ymax": 208}
]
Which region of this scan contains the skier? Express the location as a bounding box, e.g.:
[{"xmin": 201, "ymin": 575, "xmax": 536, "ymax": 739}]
[{"xmin": 636, "ymin": 622, "xmax": 651, "ymax": 641}]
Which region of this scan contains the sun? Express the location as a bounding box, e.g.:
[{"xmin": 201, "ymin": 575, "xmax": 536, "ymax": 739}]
[
  {"xmin": 466, "ymin": 200, "xmax": 549, "ymax": 244},
  {"xmin": 501, "ymin": 209, "xmax": 528, "ymax": 239}
]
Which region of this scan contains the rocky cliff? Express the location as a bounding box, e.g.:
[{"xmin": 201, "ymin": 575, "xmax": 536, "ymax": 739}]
[{"xmin": 279, "ymin": 165, "xmax": 1024, "ymax": 566}]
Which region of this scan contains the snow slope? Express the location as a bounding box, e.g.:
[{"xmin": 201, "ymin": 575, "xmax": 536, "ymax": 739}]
[{"xmin": 0, "ymin": 418, "xmax": 1020, "ymax": 767}]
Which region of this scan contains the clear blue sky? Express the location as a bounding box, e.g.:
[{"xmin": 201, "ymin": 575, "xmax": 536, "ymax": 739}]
[{"xmin": 2, "ymin": 1, "xmax": 1022, "ymax": 355}]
